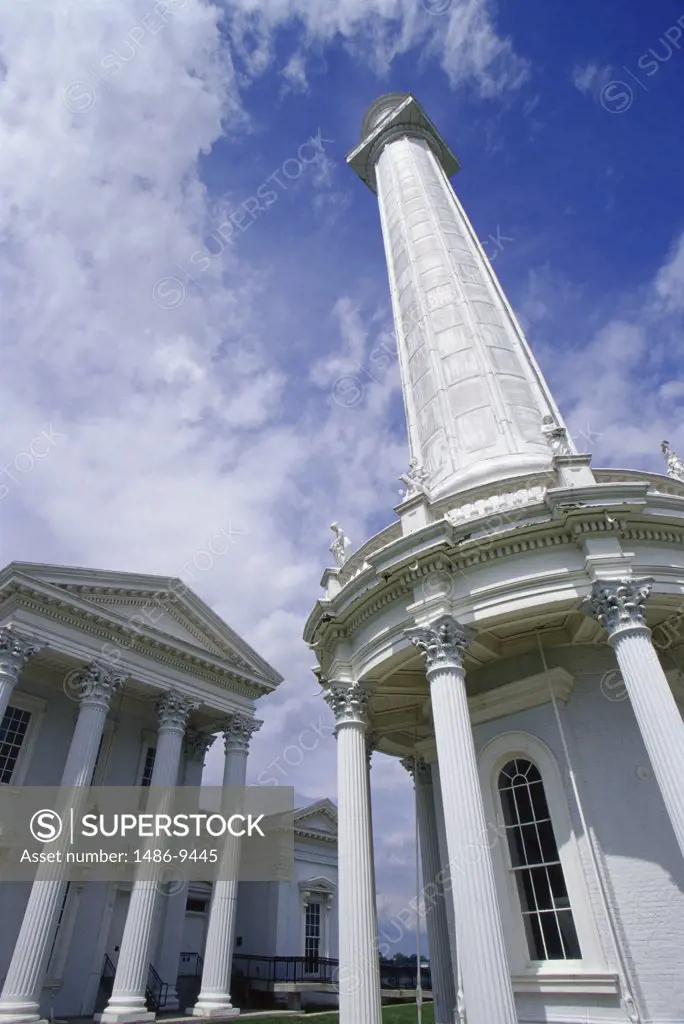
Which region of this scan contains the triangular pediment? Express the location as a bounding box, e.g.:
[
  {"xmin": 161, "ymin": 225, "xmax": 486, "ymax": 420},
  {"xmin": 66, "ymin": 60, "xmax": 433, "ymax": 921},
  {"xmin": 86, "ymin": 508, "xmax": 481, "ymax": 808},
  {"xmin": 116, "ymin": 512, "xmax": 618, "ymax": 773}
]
[
  {"xmin": 0, "ymin": 562, "xmax": 282, "ymax": 689},
  {"xmin": 77, "ymin": 596, "xmax": 226, "ymax": 656},
  {"xmin": 294, "ymin": 799, "xmax": 337, "ymax": 836}
]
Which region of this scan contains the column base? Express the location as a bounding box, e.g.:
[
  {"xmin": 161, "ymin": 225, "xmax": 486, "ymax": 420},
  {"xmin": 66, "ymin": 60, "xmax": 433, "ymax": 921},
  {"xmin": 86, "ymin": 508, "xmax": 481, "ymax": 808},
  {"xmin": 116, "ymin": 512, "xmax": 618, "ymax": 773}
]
[
  {"xmin": 0, "ymin": 1015, "xmax": 46, "ymax": 1024},
  {"xmin": 187, "ymin": 1004, "xmax": 239, "ymax": 1018},
  {"xmin": 95, "ymin": 1010, "xmax": 156, "ymax": 1024}
]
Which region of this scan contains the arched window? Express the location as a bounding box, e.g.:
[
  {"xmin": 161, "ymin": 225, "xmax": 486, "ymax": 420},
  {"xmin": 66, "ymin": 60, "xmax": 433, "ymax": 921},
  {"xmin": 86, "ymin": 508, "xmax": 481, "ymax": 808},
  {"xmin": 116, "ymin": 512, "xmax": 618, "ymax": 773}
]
[{"xmin": 498, "ymin": 757, "xmax": 581, "ymax": 961}]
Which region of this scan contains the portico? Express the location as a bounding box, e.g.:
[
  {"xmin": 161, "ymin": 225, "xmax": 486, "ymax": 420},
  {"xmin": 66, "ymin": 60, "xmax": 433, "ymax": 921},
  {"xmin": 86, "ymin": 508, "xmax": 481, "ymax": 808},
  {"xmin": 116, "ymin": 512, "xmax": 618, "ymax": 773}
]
[{"xmin": 0, "ymin": 561, "xmax": 281, "ymax": 1024}]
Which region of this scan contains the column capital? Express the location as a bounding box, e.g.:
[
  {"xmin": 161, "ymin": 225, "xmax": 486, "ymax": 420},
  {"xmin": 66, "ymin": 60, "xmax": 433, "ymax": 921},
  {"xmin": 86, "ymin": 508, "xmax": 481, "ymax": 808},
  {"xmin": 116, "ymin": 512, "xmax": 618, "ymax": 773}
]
[
  {"xmin": 70, "ymin": 661, "xmax": 124, "ymax": 709},
  {"xmin": 0, "ymin": 626, "xmax": 43, "ymax": 682},
  {"xmin": 408, "ymin": 615, "xmax": 472, "ymax": 674},
  {"xmin": 221, "ymin": 713, "xmax": 262, "ymax": 754},
  {"xmin": 323, "ymin": 681, "xmax": 372, "ymax": 728},
  {"xmin": 184, "ymin": 728, "xmax": 215, "ymax": 764},
  {"xmin": 400, "ymin": 755, "xmax": 430, "ymax": 783},
  {"xmin": 586, "ymin": 577, "xmax": 654, "ymax": 636},
  {"xmin": 155, "ymin": 690, "xmax": 198, "ymax": 733}
]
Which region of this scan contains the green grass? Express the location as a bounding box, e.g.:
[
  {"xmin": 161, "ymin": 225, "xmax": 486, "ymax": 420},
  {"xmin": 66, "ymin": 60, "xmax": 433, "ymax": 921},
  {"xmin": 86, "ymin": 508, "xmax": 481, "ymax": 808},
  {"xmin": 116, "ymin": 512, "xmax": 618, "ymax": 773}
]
[{"xmin": 242, "ymin": 1002, "xmax": 435, "ymax": 1023}]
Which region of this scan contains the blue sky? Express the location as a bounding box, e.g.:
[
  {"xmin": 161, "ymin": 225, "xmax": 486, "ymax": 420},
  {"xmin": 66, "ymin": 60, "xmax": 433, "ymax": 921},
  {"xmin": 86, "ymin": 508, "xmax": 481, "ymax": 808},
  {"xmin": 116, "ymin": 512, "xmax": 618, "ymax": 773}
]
[{"xmin": 1, "ymin": 0, "xmax": 683, "ymax": 951}]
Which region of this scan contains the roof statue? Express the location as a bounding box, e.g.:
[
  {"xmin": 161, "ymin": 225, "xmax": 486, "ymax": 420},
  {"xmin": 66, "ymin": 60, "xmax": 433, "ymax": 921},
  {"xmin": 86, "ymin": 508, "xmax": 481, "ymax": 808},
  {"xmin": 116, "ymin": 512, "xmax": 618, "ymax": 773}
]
[
  {"xmin": 661, "ymin": 440, "xmax": 684, "ymax": 482},
  {"xmin": 541, "ymin": 414, "xmax": 572, "ymax": 457},
  {"xmin": 329, "ymin": 522, "xmax": 352, "ymax": 567},
  {"xmin": 399, "ymin": 457, "xmax": 429, "ymax": 499}
]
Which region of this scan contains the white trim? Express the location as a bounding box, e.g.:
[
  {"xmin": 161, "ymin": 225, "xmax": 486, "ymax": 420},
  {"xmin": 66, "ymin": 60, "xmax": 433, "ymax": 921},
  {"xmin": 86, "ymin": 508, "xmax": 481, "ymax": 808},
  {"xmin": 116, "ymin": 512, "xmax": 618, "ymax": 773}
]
[
  {"xmin": 478, "ymin": 731, "xmax": 607, "ymax": 987},
  {"xmin": 470, "ymin": 668, "xmax": 574, "ymax": 726},
  {"xmin": 299, "ymin": 877, "xmax": 336, "ymax": 966},
  {"xmin": 0, "ymin": 689, "xmax": 47, "ymax": 786}
]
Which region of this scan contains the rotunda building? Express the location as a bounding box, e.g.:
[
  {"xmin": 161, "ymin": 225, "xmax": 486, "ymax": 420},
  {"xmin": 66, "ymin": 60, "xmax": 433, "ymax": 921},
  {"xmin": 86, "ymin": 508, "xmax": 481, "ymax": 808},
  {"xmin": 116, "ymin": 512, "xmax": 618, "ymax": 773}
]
[{"xmin": 304, "ymin": 94, "xmax": 684, "ymax": 1024}]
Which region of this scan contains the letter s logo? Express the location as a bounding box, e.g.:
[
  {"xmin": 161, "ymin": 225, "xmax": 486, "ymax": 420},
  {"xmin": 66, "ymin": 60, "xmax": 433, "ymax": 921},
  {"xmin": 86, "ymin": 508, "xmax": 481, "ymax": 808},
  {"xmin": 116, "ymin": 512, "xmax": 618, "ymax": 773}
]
[{"xmin": 30, "ymin": 809, "xmax": 63, "ymax": 843}]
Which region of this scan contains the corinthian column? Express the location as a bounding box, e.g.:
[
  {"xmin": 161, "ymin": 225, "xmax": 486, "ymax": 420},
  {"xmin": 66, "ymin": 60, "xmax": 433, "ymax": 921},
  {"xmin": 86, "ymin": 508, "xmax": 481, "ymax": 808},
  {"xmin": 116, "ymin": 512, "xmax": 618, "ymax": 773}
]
[
  {"xmin": 588, "ymin": 577, "xmax": 684, "ymax": 860},
  {"xmin": 99, "ymin": 691, "xmax": 197, "ymax": 1024},
  {"xmin": 0, "ymin": 627, "xmax": 42, "ymax": 723},
  {"xmin": 323, "ymin": 682, "xmax": 382, "ymax": 1024},
  {"xmin": 400, "ymin": 757, "xmax": 456, "ymax": 1024},
  {"xmin": 409, "ymin": 616, "xmax": 517, "ymax": 1024},
  {"xmin": 0, "ymin": 663, "xmax": 122, "ymax": 1024},
  {"xmin": 155, "ymin": 729, "xmax": 215, "ymax": 1011},
  {"xmin": 191, "ymin": 714, "xmax": 262, "ymax": 1018}
]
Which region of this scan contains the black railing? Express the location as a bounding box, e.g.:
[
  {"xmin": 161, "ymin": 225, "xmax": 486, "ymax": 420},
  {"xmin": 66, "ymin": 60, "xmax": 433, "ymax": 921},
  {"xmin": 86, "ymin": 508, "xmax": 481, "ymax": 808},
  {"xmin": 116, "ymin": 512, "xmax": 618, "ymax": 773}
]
[
  {"xmin": 146, "ymin": 964, "xmax": 168, "ymax": 1012},
  {"xmin": 230, "ymin": 954, "xmax": 431, "ymax": 991},
  {"xmin": 379, "ymin": 962, "xmax": 431, "ymax": 990},
  {"xmin": 102, "ymin": 954, "xmax": 116, "ymax": 982},
  {"xmin": 232, "ymin": 954, "xmax": 339, "ymax": 985},
  {"xmin": 178, "ymin": 952, "xmax": 204, "ymax": 978}
]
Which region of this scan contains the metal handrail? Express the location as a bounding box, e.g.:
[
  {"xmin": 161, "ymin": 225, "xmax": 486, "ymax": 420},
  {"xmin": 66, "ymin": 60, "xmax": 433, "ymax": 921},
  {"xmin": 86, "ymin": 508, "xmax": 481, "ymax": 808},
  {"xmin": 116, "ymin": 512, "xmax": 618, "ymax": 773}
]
[{"xmin": 146, "ymin": 963, "xmax": 168, "ymax": 1011}]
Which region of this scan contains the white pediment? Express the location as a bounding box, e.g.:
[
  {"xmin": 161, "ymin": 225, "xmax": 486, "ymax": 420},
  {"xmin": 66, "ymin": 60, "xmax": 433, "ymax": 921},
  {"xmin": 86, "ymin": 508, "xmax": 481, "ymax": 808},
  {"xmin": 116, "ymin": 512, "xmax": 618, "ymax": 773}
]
[
  {"xmin": 78, "ymin": 598, "xmax": 225, "ymax": 656},
  {"xmin": 294, "ymin": 799, "xmax": 338, "ymax": 837},
  {"xmin": 1, "ymin": 562, "xmax": 282, "ymax": 687}
]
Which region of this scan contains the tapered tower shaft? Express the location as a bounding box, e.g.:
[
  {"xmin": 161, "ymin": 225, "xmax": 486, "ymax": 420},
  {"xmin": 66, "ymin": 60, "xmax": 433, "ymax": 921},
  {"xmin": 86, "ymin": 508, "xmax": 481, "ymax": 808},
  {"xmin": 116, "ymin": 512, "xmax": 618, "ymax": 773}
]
[{"xmin": 348, "ymin": 93, "xmax": 572, "ymax": 500}]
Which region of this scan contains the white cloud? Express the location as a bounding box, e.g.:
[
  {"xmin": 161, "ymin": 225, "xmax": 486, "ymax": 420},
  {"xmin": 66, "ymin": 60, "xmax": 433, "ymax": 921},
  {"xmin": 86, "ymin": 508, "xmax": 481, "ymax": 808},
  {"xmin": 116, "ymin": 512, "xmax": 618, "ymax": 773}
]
[
  {"xmin": 0, "ymin": 0, "xmax": 531, "ymax": 946},
  {"xmin": 572, "ymin": 61, "xmax": 611, "ymax": 95},
  {"xmin": 528, "ymin": 229, "xmax": 684, "ymax": 469},
  {"xmin": 654, "ymin": 231, "xmax": 684, "ymax": 311}
]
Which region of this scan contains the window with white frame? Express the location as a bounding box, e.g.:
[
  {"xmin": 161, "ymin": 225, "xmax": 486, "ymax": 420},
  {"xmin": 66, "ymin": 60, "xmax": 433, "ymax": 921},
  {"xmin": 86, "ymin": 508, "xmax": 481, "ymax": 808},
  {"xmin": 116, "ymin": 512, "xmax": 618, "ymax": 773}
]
[
  {"xmin": 0, "ymin": 705, "xmax": 32, "ymax": 783},
  {"xmin": 304, "ymin": 902, "xmax": 321, "ymax": 971},
  {"xmin": 498, "ymin": 757, "xmax": 581, "ymax": 961},
  {"xmin": 479, "ymin": 731, "xmax": 606, "ymax": 981}
]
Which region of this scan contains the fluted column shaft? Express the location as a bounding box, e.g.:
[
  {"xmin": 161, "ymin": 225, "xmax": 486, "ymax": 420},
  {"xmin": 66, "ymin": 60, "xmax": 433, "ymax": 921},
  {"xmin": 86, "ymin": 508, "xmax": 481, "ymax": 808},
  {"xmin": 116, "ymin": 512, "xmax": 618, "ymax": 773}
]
[
  {"xmin": 155, "ymin": 731, "xmax": 214, "ymax": 1010},
  {"xmin": 403, "ymin": 758, "xmax": 456, "ymax": 1024},
  {"xmin": 0, "ymin": 627, "xmax": 42, "ymax": 724},
  {"xmin": 410, "ymin": 617, "xmax": 517, "ymax": 1024},
  {"xmin": 192, "ymin": 715, "xmax": 261, "ymax": 1018},
  {"xmin": 0, "ymin": 663, "xmax": 121, "ymax": 1024},
  {"xmin": 324, "ymin": 683, "xmax": 382, "ymax": 1024},
  {"xmin": 431, "ymin": 763, "xmax": 462, "ymax": 1021},
  {"xmin": 99, "ymin": 692, "xmax": 196, "ymax": 1024},
  {"xmin": 589, "ymin": 578, "xmax": 684, "ymax": 861}
]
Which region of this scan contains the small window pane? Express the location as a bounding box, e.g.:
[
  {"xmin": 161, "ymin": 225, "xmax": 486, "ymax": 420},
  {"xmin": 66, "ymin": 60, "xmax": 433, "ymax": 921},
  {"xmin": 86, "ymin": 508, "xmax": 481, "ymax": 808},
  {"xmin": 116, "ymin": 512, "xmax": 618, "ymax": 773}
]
[
  {"xmin": 520, "ymin": 823, "xmax": 543, "ymax": 865},
  {"xmin": 529, "ymin": 780, "xmax": 549, "ymax": 818},
  {"xmin": 0, "ymin": 706, "xmax": 32, "ymax": 783},
  {"xmin": 525, "ymin": 912, "xmax": 546, "ymax": 960},
  {"xmin": 557, "ymin": 910, "xmax": 581, "ymax": 959},
  {"xmin": 141, "ymin": 747, "xmax": 156, "ymax": 787},
  {"xmin": 512, "ymin": 781, "xmax": 533, "ymax": 822},
  {"xmin": 540, "ymin": 911, "xmax": 565, "ymax": 960},
  {"xmin": 499, "ymin": 786, "xmax": 518, "ymax": 828},
  {"xmin": 530, "ymin": 867, "xmax": 553, "ymax": 910},
  {"xmin": 537, "ymin": 820, "xmax": 557, "ymax": 861}
]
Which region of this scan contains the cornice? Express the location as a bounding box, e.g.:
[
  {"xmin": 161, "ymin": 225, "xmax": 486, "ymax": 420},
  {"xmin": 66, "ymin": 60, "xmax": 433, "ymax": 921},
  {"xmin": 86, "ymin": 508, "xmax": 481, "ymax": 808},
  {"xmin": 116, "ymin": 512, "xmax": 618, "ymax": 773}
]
[
  {"xmin": 70, "ymin": 590, "xmax": 226, "ymax": 657},
  {"xmin": 469, "ymin": 667, "xmax": 574, "ymax": 725},
  {"xmin": 307, "ymin": 489, "xmax": 684, "ymax": 654},
  {"xmin": 0, "ymin": 563, "xmax": 283, "ymax": 687},
  {"xmin": 2, "ymin": 585, "xmax": 269, "ymax": 699},
  {"xmin": 294, "ymin": 827, "xmax": 337, "ymax": 844}
]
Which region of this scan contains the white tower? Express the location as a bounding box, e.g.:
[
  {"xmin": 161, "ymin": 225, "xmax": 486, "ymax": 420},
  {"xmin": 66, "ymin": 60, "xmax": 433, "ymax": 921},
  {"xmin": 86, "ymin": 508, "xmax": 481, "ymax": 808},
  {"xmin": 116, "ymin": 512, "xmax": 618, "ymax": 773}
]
[
  {"xmin": 308, "ymin": 93, "xmax": 684, "ymax": 1024},
  {"xmin": 347, "ymin": 93, "xmax": 573, "ymax": 500}
]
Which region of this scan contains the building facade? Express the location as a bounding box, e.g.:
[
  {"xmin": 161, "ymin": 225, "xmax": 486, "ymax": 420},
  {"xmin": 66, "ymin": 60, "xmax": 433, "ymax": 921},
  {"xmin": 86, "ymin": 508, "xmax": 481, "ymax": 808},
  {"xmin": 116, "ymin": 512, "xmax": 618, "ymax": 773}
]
[
  {"xmin": 306, "ymin": 93, "xmax": 684, "ymax": 1024},
  {"xmin": 0, "ymin": 560, "xmax": 283, "ymax": 1023}
]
